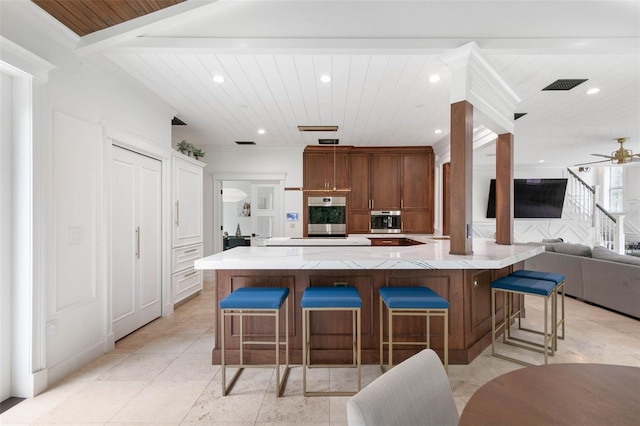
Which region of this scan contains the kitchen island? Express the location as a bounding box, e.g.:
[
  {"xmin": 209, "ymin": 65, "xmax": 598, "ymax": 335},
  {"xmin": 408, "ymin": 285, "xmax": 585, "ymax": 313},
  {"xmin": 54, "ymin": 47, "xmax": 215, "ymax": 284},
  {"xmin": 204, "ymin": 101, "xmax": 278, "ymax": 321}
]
[{"xmin": 195, "ymin": 237, "xmax": 543, "ymax": 365}]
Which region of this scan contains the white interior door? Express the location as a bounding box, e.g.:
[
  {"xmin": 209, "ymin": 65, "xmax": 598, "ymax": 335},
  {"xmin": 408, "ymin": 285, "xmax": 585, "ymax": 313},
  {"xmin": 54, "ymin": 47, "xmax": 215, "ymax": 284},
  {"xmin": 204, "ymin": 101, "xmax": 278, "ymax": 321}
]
[
  {"xmin": 112, "ymin": 146, "xmax": 161, "ymax": 340},
  {"xmin": 250, "ymin": 184, "xmax": 281, "ymax": 246}
]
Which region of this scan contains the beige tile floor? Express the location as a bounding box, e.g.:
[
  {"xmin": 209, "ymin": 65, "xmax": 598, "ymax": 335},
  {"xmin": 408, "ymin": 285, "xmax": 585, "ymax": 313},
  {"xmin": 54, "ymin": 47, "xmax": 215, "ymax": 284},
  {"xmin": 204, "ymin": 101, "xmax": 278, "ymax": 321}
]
[{"xmin": 2, "ymin": 280, "xmax": 639, "ymax": 425}]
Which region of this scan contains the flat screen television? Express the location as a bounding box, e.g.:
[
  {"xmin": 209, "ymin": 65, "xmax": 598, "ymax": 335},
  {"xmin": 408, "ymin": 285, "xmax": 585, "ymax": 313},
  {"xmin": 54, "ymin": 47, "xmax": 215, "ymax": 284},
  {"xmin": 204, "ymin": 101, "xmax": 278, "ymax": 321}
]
[{"xmin": 486, "ymin": 178, "xmax": 568, "ymax": 219}]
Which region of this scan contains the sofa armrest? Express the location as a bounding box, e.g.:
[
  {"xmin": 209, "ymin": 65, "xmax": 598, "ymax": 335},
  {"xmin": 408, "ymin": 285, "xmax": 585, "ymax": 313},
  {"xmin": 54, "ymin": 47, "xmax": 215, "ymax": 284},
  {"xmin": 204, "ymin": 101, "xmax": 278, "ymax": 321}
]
[{"xmin": 524, "ymin": 252, "xmax": 584, "ymax": 298}]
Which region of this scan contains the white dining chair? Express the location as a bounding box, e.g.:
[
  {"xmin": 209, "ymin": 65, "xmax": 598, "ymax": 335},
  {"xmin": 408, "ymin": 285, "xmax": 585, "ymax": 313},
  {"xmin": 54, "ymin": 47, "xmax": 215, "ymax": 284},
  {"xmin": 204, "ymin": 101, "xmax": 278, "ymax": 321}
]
[{"xmin": 346, "ymin": 349, "xmax": 459, "ymax": 426}]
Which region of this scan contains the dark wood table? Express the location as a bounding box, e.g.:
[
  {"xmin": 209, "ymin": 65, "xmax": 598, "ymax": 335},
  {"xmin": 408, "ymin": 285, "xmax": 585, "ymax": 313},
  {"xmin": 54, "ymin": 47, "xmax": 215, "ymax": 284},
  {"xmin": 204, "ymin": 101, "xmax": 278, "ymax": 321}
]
[{"xmin": 459, "ymin": 363, "xmax": 640, "ymax": 426}]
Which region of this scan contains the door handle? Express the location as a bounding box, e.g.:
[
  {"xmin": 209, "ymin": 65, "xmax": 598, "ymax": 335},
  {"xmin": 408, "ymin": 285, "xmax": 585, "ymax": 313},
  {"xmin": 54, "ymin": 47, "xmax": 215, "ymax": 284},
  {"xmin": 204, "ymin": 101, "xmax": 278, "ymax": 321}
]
[
  {"xmin": 175, "ymin": 200, "xmax": 180, "ymax": 226},
  {"xmin": 136, "ymin": 226, "xmax": 140, "ymax": 259}
]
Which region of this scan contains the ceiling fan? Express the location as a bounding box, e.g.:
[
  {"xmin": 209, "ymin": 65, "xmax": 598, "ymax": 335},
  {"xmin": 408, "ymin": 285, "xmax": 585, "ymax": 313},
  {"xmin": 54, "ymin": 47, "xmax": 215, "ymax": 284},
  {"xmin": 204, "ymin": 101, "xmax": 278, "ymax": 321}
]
[{"xmin": 575, "ymin": 137, "xmax": 640, "ymax": 166}]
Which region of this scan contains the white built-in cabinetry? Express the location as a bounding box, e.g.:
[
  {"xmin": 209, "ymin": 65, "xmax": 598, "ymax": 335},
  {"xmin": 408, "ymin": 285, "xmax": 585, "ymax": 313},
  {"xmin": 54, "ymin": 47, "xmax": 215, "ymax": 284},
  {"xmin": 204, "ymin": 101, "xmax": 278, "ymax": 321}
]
[
  {"xmin": 112, "ymin": 146, "xmax": 162, "ymax": 341},
  {"xmin": 172, "ymin": 153, "xmax": 205, "ymax": 304}
]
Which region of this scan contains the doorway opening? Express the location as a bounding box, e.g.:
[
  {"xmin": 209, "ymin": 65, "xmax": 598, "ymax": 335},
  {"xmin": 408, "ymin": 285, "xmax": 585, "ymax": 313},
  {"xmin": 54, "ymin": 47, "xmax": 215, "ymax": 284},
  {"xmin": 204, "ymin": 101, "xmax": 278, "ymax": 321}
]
[{"xmin": 212, "ymin": 173, "xmax": 286, "ymax": 254}]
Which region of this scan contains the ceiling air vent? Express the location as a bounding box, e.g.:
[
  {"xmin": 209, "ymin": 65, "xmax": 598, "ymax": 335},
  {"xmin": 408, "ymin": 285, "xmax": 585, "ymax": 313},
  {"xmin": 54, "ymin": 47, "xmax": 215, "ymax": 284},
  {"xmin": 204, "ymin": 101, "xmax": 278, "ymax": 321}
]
[
  {"xmin": 514, "ymin": 113, "xmax": 527, "ymax": 120},
  {"xmin": 235, "ymin": 141, "xmax": 256, "ymax": 145},
  {"xmin": 298, "ymin": 125, "xmax": 339, "ymax": 132},
  {"xmin": 542, "ymin": 79, "xmax": 588, "ymax": 91},
  {"xmin": 318, "ymin": 139, "xmax": 339, "ymax": 145},
  {"xmin": 172, "ymin": 117, "xmax": 186, "ymax": 125}
]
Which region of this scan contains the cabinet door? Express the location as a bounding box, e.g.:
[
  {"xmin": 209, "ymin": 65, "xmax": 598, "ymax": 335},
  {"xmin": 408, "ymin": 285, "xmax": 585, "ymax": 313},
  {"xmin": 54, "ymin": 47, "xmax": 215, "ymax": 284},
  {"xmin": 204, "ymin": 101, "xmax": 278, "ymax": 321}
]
[
  {"xmin": 371, "ymin": 154, "xmax": 401, "ymax": 210},
  {"xmin": 348, "ymin": 210, "xmax": 371, "ymax": 234},
  {"xmin": 349, "ymin": 153, "xmax": 370, "ymax": 209},
  {"xmin": 304, "ymin": 152, "xmax": 328, "ymax": 189},
  {"xmin": 402, "ymin": 209, "xmax": 434, "ymax": 234},
  {"xmin": 172, "ymin": 157, "xmax": 203, "ymax": 247},
  {"xmin": 401, "ymin": 152, "xmax": 431, "ymax": 209},
  {"xmin": 331, "ymin": 151, "xmax": 350, "ymax": 189}
]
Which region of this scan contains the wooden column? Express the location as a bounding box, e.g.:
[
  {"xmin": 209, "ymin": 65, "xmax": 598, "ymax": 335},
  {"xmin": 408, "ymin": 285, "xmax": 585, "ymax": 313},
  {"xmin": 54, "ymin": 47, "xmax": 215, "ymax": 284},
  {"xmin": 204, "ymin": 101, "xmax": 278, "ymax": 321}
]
[
  {"xmin": 495, "ymin": 133, "xmax": 514, "ymax": 245},
  {"xmin": 449, "ymin": 101, "xmax": 473, "ymax": 255}
]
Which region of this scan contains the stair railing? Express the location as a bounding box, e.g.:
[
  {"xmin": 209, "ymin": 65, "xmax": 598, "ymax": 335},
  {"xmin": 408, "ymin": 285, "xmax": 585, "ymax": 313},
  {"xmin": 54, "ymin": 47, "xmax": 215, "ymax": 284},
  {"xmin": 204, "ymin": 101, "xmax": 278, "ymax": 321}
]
[
  {"xmin": 566, "ymin": 168, "xmax": 595, "ymax": 223},
  {"xmin": 566, "ymin": 168, "xmax": 622, "ymax": 252}
]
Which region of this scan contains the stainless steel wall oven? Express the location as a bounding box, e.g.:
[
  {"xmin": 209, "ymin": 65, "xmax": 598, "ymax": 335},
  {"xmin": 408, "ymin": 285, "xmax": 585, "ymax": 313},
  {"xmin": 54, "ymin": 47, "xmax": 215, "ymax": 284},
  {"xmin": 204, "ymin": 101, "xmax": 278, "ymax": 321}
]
[{"xmin": 307, "ymin": 196, "xmax": 347, "ymax": 237}]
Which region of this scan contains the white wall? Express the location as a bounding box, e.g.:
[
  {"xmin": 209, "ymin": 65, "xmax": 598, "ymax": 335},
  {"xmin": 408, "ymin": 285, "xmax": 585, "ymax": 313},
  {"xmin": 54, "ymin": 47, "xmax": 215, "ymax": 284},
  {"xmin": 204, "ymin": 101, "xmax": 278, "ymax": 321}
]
[
  {"xmin": 471, "ymin": 164, "xmax": 597, "ymax": 244},
  {"xmin": 1, "ymin": 2, "xmax": 174, "ymax": 391},
  {"xmin": 43, "ymin": 63, "xmax": 172, "ymax": 385},
  {"xmin": 623, "ymin": 166, "xmax": 640, "ymax": 242}
]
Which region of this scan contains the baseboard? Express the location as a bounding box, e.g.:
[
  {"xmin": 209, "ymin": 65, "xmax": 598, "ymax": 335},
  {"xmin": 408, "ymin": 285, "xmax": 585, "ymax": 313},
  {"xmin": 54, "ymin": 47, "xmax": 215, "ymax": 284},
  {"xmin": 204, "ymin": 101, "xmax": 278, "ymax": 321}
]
[{"xmin": 46, "ymin": 340, "xmax": 106, "ymax": 386}]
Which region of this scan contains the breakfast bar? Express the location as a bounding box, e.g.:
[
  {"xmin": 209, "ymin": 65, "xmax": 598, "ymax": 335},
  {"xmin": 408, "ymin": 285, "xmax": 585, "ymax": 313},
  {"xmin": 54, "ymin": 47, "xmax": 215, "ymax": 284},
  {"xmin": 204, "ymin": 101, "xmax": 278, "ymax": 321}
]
[{"xmin": 195, "ymin": 237, "xmax": 544, "ymax": 365}]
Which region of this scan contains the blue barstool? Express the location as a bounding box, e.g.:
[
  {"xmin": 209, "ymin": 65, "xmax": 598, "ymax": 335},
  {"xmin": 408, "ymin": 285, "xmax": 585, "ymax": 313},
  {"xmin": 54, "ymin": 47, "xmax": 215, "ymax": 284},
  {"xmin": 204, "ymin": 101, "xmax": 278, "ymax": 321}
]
[
  {"xmin": 491, "ymin": 276, "xmax": 557, "ymax": 366},
  {"xmin": 219, "ymin": 287, "xmax": 290, "ymax": 397},
  {"xmin": 301, "ymin": 286, "xmax": 362, "ymax": 396},
  {"xmin": 379, "ymin": 286, "xmax": 449, "ymax": 372},
  {"xmin": 509, "ymin": 269, "xmax": 566, "ymax": 345}
]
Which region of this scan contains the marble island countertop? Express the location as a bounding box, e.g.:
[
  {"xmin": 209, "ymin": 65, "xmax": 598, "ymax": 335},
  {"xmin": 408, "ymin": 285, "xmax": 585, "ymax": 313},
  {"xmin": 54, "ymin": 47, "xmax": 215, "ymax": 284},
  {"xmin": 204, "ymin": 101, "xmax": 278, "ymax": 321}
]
[{"xmin": 195, "ymin": 237, "xmax": 544, "ymax": 270}]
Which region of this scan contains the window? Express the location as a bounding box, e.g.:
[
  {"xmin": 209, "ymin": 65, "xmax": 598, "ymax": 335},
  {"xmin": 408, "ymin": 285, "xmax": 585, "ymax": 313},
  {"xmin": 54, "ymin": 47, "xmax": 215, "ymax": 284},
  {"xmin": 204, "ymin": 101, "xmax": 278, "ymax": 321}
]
[{"xmin": 609, "ymin": 167, "xmax": 624, "ymax": 213}]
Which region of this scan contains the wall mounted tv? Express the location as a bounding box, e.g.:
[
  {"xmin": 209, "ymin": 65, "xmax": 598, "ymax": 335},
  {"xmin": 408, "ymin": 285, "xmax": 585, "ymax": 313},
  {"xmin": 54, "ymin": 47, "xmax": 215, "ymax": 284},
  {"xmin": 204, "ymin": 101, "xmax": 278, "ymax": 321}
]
[{"xmin": 486, "ymin": 178, "xmax": 568, "ymax": 219}]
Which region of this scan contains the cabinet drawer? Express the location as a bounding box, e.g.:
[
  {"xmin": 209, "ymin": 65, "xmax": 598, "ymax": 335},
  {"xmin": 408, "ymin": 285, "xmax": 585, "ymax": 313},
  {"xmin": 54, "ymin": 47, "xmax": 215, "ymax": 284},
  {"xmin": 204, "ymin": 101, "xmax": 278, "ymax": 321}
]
[
  {"xmin": 172, "ymin": 267, "xmax": 203, "ymax": 304},
  {"xmin": 172, "ymin": 244, "xmax": 203, "ymax": 273}
]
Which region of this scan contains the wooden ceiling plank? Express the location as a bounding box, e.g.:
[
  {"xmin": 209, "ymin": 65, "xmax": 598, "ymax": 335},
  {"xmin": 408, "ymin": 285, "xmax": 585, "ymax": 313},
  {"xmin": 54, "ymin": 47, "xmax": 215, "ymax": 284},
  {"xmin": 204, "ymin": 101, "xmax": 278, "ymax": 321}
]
[
  {"xmin": 32, "ymin": 0, "xmax": 92, "ymax": 36},
  {"xmin": 32, "ymin": 0, "xmax": 185, "ymax": 36}
]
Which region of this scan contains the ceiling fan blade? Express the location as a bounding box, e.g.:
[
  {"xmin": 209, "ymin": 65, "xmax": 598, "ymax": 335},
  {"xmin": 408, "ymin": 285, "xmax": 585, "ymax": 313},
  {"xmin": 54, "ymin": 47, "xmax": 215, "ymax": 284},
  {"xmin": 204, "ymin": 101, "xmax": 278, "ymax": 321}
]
[
  {"xmin": 574, "ymin": 159, "xmax": 610, "ymax": 166},
  {"xmin": 590, "ymin": 154, "xmax": 615, "ymax": 159}
]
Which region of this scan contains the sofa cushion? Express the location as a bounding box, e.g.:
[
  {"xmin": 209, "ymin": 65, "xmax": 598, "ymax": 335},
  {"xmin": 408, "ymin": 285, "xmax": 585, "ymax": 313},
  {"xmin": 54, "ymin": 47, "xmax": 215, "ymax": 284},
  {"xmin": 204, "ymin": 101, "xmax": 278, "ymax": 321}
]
[
  {"xmin": 592, "ymin": 246, "xmax": 640, "ymax": 266},
  {"xmin": 552, "ymin": 243, "xmax": 592, "ymax": 257}
]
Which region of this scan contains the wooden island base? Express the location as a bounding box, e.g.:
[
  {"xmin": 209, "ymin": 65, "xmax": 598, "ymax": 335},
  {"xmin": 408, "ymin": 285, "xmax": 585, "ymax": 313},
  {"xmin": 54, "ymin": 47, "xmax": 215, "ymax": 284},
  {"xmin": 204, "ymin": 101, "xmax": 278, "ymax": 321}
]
[{"xmin": 212, "ymin": 264, "xmax": 523, "ymax": 365}]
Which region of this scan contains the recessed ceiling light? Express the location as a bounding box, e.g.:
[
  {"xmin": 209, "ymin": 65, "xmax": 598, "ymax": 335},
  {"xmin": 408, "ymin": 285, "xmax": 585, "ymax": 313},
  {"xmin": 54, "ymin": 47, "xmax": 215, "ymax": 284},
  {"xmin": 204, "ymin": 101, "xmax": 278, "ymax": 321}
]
[
  {"xmin": 257, "ymin": 129, "xmax": 266, "ymax": 135},
  {"xmin": 320, "ymin": 74, "xmax": 331, "ymax": 83},
  {"xmin": 212, "ymin": 75, "xmax": 224, "ymax": 83},
  {"xmin": 586, "ymin": 88, "xmax": 600, "ymax": 95},
  {"xmin": 434, "ymin": 129, "xmax": 442, "ymax": 134},
  {"xmin": 539, "ymin": 160, "xmax": 545, "ymax": 163},
  {"xmin": 428, "ymin": 74, "xmax": 441, "ymax": 83}
]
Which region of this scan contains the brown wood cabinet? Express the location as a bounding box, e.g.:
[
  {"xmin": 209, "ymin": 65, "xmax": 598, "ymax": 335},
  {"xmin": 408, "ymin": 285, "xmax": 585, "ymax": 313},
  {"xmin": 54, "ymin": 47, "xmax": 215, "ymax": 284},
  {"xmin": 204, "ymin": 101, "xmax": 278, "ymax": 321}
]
[
  {"xmin": 348, "ymin": 152, "xmax": 372, "ymax": 233},
  {"xmin": 371, "ymin": 153, "xmax": 401, "ymax": 210},
  {"xmin": 303, "ymin": 146, "xmax": 351, "ymax": 190},
  {"xmin": 348, "ymin": 147, "xmax": 434, "ymax": 234},
  {"xmin": 303, "ymin": 145, "xmax": 435, "ymax": 234},
  {"xmin": 400, "ymin": 149, "xmax": 435, "ymax": 233}
]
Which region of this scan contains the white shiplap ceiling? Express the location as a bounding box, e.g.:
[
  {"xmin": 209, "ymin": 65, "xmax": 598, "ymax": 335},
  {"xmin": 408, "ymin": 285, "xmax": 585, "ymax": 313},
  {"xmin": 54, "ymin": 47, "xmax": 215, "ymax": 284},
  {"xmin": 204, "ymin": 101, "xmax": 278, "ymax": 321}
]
[{"xmin": 39, "ymin": 0, "xmax": 640, "ymax": 166}]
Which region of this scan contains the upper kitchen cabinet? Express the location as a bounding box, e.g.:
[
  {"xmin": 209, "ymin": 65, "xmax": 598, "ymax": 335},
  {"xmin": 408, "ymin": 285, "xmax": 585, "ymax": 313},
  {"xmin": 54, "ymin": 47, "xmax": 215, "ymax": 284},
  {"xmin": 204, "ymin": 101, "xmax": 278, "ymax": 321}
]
[
  {"xmin": 172, "ymin": 154, "xmax": 205, "ymax": 248},
  {"xmin": 349, "ymin": 149, "xmax": 401, "ymax": 211},
  {"xmin": 347, "ymin": 147, "xmax": 434, "ymax": 234},
  {"xmin": 371, "ymin": 153, "xmax": 401, "ymax": 210},
  {"xmin": 303, "ymin": 146, "xmax": 351, "ymax": 191}
]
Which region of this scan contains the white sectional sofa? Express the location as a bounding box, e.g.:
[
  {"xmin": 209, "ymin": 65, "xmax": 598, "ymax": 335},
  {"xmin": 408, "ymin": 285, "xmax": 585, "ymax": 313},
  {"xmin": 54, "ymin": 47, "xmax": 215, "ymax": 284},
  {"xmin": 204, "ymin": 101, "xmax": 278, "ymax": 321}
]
[{"xmin": 524, "ymin": 243, "xmax": 640, "ymax": 319}]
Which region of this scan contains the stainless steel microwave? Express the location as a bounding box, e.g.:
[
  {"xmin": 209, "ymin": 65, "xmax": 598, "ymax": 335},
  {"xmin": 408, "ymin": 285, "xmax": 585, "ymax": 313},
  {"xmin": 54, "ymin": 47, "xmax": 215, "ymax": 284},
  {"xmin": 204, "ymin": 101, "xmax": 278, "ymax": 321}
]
[{"xmin": 370, "ymin": 210, "xmax": 401, "ymax": 233}]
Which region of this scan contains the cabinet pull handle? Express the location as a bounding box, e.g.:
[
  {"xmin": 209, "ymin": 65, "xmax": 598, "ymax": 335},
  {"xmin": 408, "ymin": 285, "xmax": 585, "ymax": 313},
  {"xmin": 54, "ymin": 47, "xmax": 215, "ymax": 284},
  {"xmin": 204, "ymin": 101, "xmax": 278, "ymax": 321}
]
[
  {"xmin": 136, "ymin": 227, "xmax": 140, "ymax": 259},
  {"xmin": 184, "ymin": 270, "xmax": 197, "ymax": 277},
  {"xmin": 175, "ymin": 200, "xmax": 180, "ymax": 226},
  {"xmin": 184, "ymin": 248, "xmax": 198, "ymax": 253}
]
